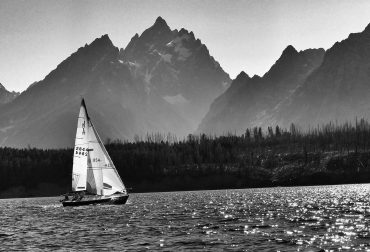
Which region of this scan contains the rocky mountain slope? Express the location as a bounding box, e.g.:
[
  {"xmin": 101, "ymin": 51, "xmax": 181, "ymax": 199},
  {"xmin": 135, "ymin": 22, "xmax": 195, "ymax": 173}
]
[
  {"xmin": 198, "ymin": 46, "xmax": 325, "ymax": 134},
  {"xmin": 0, "ymin": 83, "xmax": 19, "ymax": 104},
  {"xmin": 121, "ymin": 17, "xmax": 230, "ymax": 129},
  {"xmin": 0, "ymin": 35, "xmax": 187, "ymax": 148},
  {"xmin": 271, "ymin": 23, "xmax": 370, "ymax": 129},
  {"xmin": 0, "ymin": 17, "xmax": 230, "ymax": 148}
]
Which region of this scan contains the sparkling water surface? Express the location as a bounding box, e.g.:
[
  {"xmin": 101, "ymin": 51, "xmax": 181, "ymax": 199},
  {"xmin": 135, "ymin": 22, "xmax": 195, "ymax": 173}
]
[{"xmin": 1, "ymin": 184, "xmax": 370, "ymax": 251}]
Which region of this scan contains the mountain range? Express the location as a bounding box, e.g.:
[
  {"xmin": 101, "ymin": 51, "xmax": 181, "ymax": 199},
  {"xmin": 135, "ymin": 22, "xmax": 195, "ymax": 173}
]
[
  {"xmin": 197, "ymin": 46, "xmax": 325, "ymax": 134},
  {"xmin": 0, "ymin": 17, "xmax": 230, "ymax": 148},
  {"xmin": 271, "ymin": 23, "xmax": 370, "ymax": 128},
  {"xmin": 199, "ymin": 23, "xmax": 370, "ymax": 134},
  {"xmin": 1, "ymin": 18, "xmax": 370, "ymax": 148}
]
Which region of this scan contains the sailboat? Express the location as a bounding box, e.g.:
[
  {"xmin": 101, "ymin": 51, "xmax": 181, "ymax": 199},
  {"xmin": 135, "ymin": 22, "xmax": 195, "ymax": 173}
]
[{"xmin": 62, "ymin": 99, "xmax": 129, "ymax": 207}]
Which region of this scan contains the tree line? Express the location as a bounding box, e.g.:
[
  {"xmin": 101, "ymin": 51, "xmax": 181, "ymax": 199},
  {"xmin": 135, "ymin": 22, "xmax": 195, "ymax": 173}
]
[{"xmin": 1, "ymin": 119, "xmax": 370, "ymax": 197}]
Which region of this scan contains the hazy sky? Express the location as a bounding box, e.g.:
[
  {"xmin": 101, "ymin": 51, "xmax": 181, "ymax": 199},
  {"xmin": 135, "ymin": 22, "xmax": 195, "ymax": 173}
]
[{"xmin": 1, "ymin": 0, "xmax": 370, "ymax": 92}]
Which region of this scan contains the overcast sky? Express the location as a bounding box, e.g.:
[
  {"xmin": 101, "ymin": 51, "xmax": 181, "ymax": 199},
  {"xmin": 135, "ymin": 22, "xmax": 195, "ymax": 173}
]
[{"xmin": 1, "ymin": 0, "xmax": 370, "ymax": 92}]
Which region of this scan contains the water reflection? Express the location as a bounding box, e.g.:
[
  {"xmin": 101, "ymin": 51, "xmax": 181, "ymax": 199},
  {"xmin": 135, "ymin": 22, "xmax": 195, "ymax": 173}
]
[{"xmin": 0, "ymin": 184, "xmax": 369, "ymax": 251}]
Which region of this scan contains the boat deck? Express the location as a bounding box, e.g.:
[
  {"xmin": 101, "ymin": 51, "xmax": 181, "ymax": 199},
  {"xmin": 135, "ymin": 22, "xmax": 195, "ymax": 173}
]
[{"xmin": 62, "ymin": 194, "xmax": 129, "ymax": 207}]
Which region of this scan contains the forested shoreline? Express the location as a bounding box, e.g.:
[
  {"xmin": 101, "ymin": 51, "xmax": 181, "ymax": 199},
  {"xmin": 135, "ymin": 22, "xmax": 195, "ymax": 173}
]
[{"xmin": 1, "ymin": 120, "xmax": 370, "ymax": 198}]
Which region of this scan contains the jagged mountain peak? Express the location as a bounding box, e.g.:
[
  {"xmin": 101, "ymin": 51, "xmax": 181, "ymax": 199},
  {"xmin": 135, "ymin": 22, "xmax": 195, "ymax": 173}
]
[
  {"xmin": 281, "ymin": 45, "xmax": 299, "ymax": 58},
  {"xmin": 87, "ymin": 34, "xmax": 114, "ymax": 49},
  {"xmin": 0, "ymin": 83, "xmax": 19, "ymax": 104},
  {"xmin": 122, "ymin": 18, "xmax": 173, "ymax": 58},
  {"xmin": 79, "ymin": 34, "xmax": 116, "ymax": 52},
  {"xmin": 178, "ymin": 28, "xmax": 195, "ymax": 37},
  {"xmin": 38, "ymin": 34, "xmax": 119, "ymax": 86},
  {"xmin": 131, "ymin": 33, "xmax": 139, "ymax": 41},
  {"xmin": 263, "ymin": 45, "xmax": 300, "ymax": 79},
  {"xmin": 276, "ymin": 45, "xmax": 299, "ymax": 64},
  {"xmin": 252, "ymin": 74, "xmax": 261, "ymax": 80},
  {"xmin": 235, "ymin": 71, "xmax": 250, "ymax": 81},
  {"xmin": 263, "ymin": 46, "xmax": 325, "ymax": 82},
  {"xmin": 224, "ymin": 72, "xmax": 254, "ymax": 95},
  {"xmin": 301, "ymin": 48, "xmax": 325, "ymax": 55},
  {"xmin": 145, "ymin": 16, "xmax": 171, "ymax": 35},
  {"xmin": 74, "ymin": 34, "xmax": 116, "ymax": 58},
  {"xmin": 154, "ymin": 16, "xmax": 168, "ymax": 27}
]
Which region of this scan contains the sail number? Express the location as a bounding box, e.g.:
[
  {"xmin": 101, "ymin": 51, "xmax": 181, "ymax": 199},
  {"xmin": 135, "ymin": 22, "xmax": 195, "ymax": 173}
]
[
  {"xmin": 91, "ymin": 157, "xmax": 111, "ymax": 167},
  {"xmin": 75, "ymin": 146, "xmax": 87, "ymax": 156}
]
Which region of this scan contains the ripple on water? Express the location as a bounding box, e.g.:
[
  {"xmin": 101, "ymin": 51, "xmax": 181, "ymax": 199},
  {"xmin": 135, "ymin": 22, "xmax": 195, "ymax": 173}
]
[{"xmin": 1, "ymin": 184, "xmax": 370, "ymax": 250}]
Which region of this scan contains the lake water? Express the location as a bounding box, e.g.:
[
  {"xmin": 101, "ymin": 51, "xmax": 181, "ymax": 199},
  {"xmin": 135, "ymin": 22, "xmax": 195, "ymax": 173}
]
[{"xmin": 1, "ymin": 184, "xmax": 370, "ymax": 251}]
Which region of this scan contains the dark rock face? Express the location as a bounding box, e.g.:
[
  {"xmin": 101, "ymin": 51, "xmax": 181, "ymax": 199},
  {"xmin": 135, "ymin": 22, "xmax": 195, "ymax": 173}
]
[
  {"xmin": 0, "ymin": 34, "xmax": 190, "ymax": 148},
  {"xmin": 121, "ymin": 17, "xmax": 231, "ymax": 130},
  {"xmin": 198, "ymin": 46, "xmax": 325, "ymax": 134},
  {"xmin": 273, "ymin": 24, "xmax": 370, "ymax": 129},
  {"xmin": 199, "ymin": 23, "xmax": 370, "ymax": 135},
  {"xmin": 0, "ymin": 18, "xmax": 230, "ymax": 148},
  {"xmin": 0, "ymin": 84, "xmax": 19, "ymax": 104}
]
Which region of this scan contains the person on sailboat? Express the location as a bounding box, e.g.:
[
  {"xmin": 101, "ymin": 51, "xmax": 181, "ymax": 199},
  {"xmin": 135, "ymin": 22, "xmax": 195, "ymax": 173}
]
[
  {"xmin": 72, "ymin": 193, "xmax": 78, "ymax": 201},
  {"xmin": 59, "ymin": 194, "xmax": 69, "ymax": 202},
  {"xmin": 78, "ymin": 191, "xmax": 85, "ymax": 201}
]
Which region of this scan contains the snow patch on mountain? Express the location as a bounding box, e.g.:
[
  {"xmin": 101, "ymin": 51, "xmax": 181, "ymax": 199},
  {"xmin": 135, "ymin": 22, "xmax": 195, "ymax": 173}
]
[
  {"xmin": 128, "ymin": 61, "xmax": 140, "ymax": 67},
  {"xmin": 159, "ymin": 52, "xmax": 172, "ymax": 63},
  {"xmin": 166, "ymin": 40, "xmax": 174, "ymax": 47},
  {"xmin": 169, "ymin": 34, "xmax": 192, "ymax": 61}
]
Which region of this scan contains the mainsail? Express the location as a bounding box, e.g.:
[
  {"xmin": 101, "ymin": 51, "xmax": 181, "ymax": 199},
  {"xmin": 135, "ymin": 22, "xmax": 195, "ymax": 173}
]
[
  {"xmin": 72, "ymin": 99, "xmax": 127, "ymax": 196},
  {"xmin": 72, "ymin": 100, "xmax": 89, "ymax": 191}
]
